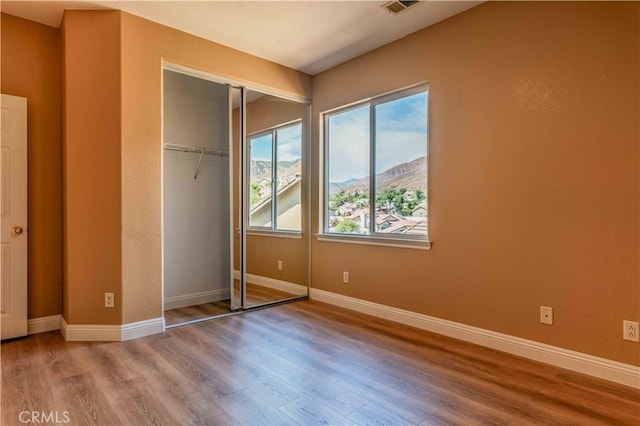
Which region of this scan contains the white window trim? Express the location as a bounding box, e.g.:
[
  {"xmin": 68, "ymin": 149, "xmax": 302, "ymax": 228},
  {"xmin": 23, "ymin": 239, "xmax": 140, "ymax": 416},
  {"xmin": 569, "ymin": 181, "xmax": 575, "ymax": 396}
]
[
  {"xmin": 316, "ymin": 233, "xmax": 431, "ymax": 250},
  {"xmin": 247, "ymin": 229, "xmax": 302, "ymax": 239},
  {"xmin": 319, "ymin": 83, "xmax": 431, "ymax": 248}
]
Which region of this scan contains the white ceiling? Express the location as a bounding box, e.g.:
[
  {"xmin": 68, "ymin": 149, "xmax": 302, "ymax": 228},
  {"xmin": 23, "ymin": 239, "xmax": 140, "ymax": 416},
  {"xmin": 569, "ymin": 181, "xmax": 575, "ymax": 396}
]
[{"xmin": 1, "ymin": 1, "xmax": 481, "ymax": 75}]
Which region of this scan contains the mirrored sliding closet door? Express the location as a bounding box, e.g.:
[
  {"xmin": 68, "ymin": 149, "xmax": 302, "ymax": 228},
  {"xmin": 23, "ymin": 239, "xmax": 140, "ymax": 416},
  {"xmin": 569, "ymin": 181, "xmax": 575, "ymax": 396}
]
[{"xmin": 242, "ymin": 89, "xmax": 311, "ymax": 308}]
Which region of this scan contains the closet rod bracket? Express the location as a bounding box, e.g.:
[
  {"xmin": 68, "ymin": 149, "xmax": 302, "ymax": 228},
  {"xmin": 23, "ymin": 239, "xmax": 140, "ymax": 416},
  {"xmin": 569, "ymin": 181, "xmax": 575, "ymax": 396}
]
[{"xmin": 193, "ymin": 149, "xmax": 205, "ymax": 179}]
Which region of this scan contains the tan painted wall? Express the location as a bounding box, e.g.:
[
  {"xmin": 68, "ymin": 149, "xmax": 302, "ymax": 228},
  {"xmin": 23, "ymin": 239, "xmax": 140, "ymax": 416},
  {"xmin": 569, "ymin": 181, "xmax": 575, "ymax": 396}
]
[
  {"xmin": 61, "ymin": 11, "xmax": 122, "ymax": 324},
  {"xmin": 120, "ymin": 13, "xmax": 312, "ymax": 323},
  {"xmin": 1, "ymin": 13, "xmax": 62, "ymax": 319},
  {"xmin": 311, "ymin": 2, "xmax": 640, "ymax": 365}
]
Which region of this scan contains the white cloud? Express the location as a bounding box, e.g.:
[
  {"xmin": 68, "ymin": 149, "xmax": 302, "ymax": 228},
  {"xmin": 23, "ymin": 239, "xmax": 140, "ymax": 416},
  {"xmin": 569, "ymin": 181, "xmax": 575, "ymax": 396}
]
[
  {"xmin": 276, "ymin": 125, "xmax": 302, "ymax": 161},
  {"xmin": 328, "ymin": 108, "xmax": 370, "ymax": 182}
]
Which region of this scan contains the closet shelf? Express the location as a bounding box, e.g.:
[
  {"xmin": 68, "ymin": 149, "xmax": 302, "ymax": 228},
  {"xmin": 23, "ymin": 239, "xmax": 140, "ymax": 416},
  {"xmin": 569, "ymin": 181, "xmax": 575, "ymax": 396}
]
[
  {"xmin": 163, "ymin": 143, "xmax": 229, "ymax": 157},
  {"xmin": 163, "ymin": 143, "xmax": 228, "ymax": 179}
]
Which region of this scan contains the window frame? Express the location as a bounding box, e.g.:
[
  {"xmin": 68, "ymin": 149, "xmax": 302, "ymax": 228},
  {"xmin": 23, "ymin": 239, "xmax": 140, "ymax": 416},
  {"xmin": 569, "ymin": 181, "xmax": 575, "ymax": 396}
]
[
  {"xmin": 247, "ymin": 119, "xmax": 303, "ymax": 234},
  {"xmin": 321, "ymin": 84, "xmax": 431, "ymax": 248}
]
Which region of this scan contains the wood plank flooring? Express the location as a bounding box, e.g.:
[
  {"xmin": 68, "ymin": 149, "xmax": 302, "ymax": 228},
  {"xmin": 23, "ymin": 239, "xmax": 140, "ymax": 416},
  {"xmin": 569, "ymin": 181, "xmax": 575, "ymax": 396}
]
[
  {"xmin": 164, "ymin": 300, "xmax": 232, "ymax": 326},
  {"xmin": 234, "ymin": 282, "xmax": 301, "ymax": 307},
  {"xmin": 164, "ymin": 283, "xmax": 300, "ymax": 326},
  {"xmin": 3, "ymin": 299, "xmax": 639, "ymax": 425}
]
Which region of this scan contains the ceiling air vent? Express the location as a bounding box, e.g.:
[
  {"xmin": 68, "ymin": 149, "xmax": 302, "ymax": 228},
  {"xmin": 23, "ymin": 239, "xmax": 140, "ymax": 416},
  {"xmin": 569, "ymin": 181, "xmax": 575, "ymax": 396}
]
[{"xmin": 382, "ymin": 0, "xmax": 420, "ymax": 15}]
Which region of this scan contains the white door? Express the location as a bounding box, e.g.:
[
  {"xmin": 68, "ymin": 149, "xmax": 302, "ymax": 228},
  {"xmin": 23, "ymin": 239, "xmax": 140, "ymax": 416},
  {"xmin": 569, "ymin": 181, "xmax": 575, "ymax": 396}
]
[{"xmin": 1, "ymin": 94, "xmax": 28, "ymax": 340}]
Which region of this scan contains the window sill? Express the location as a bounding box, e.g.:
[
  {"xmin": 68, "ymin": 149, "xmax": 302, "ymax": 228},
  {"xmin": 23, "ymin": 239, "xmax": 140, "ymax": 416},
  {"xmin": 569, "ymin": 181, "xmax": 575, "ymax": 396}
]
[
  {"xmin": 246, "ymin": 229, "xmax": 303, "ymax": 239},
  {"xmin": 315, "ymin": 233, "xmax": 431, "ymax": 250}
]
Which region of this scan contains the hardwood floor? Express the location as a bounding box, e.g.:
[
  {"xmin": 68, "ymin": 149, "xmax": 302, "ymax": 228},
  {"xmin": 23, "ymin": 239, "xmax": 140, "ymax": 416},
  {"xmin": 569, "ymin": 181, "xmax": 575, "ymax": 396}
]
[
  {"xmin": 164, "ymin": 300, "xmax": 232, "ymax": 326},
  {"xmin": 164, "ymin": 283, "xmax": 300, "ymax": 326},
  {"xmin": 3, "ymin": 300, "xmax": 639, "ymax": 425}
]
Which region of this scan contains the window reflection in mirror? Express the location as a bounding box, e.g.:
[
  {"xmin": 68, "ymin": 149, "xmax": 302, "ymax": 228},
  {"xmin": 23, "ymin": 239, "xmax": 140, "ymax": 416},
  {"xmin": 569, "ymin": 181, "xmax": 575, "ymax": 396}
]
[
  {"xmin": 236, "ymin": 90, "xmax": 309, "ymax": 309},
  {"xmin": 248, "ymin": 121, "xmax": 302, "ymax": 231}
]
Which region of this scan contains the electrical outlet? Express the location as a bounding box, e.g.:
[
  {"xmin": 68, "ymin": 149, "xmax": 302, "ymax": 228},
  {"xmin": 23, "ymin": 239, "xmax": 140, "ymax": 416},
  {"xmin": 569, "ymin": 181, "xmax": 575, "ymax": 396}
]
[
  {"xmin": 342, "ymin": 271, "xmax": 349, "ymax": 284},
  {"xmin": 105, "ymin": 292, "xmax": 114, "ymax": 308},
  {"xmin": 540, "ymin": 306, "xmax": 553, "ymax": 325},
  {"xmin": 277, "ymin": 260, "xmax": 283, "ymax": 271},
  {"xmin": 623, "ymin": 320, "xmax": 639, "ymax": 342}
]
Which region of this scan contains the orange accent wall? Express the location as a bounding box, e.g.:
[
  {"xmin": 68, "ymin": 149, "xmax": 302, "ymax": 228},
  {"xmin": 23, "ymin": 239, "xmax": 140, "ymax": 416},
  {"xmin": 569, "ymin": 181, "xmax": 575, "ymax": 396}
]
[
  {"xmin": 311, "ymin": 2, "xmax": 640, "ymax": 365},
  {"xmin": 61, "ymin": 11, "xmax": 122, "ymax": 324},
  {"xmin": 1, "ymin": 13, "xmax": 62, "ymax": 319}
]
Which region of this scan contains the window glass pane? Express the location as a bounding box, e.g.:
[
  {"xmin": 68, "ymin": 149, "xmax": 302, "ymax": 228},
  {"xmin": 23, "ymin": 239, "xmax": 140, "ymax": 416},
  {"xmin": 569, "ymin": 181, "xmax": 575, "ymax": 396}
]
[
  {"xmin": 249, "ymin": 133, "xmax": 273, "ymax": 227},
  {"xmin": 374, "ymin": 92, "xmax": 428, "ymax": 236},
  {"xmin": 275, "ymin": 123, "xmax": 302, "ymax": 231},
  {"xmin": 327, "ymin": 105, "xmax": 370, "ymax": 235}
]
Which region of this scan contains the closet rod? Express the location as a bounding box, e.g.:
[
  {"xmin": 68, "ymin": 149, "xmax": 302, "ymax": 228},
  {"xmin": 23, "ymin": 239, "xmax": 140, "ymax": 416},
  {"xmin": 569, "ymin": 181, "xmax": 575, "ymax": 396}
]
[
  {"xmin": 163, "ymin": 143, "xmax": 229, "ymax": 157},
  {"xmin": 163, "ymin": 143, "xmax": 228, "ymax": 179}
]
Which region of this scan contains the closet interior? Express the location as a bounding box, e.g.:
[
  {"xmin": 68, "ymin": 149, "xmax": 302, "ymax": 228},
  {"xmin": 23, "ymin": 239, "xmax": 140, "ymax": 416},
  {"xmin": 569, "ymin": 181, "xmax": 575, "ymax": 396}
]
[{"xmin": 162, "ymin": 68, "xmax": 310, "ymax": 327}]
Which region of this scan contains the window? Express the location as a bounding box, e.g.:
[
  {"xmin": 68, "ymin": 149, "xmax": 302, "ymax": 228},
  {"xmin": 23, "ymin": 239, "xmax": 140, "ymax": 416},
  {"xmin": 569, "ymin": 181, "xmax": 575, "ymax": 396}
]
[
  {"xmin": 323, "ymin": 85, "xmax": 428, "ymax": 242},
  {"xmin": 248, "ymin": 121, "xmax": 302, "ymax": 232}
]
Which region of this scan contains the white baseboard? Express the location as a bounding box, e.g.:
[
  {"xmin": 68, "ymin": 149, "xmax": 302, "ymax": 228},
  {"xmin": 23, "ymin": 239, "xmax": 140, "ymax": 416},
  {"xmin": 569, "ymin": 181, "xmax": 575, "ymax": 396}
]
[
  {"xmin": 310, "ymin": 288, "xmax": 640, "ymax": 389},
  {"xmin": 246, "ymin": 273, "xmax": 307, "ymax": 296},
  {"xmin": 122, "ymin": 317, "xmax": 165, "ymax": 341},
  {"xmin": 234, "ymin": 270, "xmax": 308, "ymax": 296},
  {"xmin": 60, "ymin": 316, "xmax": 165, "ymax": 342},
  {"xmin": 164, "ymin": 288, "xmax": 230, "ymax": 310},
  {"xmin": 27, "ymin": 315, "xmax": 61, "ymax": 335},
  {"xmin": 60, "ymin": 317, "xmax": 121, "ymax": 341}
]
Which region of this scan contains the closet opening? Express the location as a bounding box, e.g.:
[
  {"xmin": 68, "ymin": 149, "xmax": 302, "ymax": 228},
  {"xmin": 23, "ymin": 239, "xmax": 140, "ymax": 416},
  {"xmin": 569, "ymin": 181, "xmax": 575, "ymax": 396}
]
[{"xmin": 161, "ymin": 65, "xmax": 310, "ymax": 327}]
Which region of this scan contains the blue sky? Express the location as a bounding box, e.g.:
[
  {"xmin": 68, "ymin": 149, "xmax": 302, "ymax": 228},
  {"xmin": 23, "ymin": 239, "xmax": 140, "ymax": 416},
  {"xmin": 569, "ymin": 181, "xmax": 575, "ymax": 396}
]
[
  {"xmin": 328, "ymin": 92, "xmax": 427, "ymax": 182},
  {"xmin": 250, "ymin": 133, "xmax": 272, "ymax": 162},
  {"xmin": 250, "ymin": 123, "xmax": 302, "ymax": 162}
]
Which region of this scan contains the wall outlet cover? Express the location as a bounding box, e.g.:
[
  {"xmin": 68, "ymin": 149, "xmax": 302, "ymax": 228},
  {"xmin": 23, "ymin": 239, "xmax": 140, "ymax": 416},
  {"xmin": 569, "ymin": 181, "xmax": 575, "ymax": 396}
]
[
  {"xmin": 105, "ymin": 292, "xmax": 115, "ymax": 308},
  {"xmin": 623, "ymin": 320, "xmax": 639, "ymax": 342},
  {"xmin": 540, "ymin": 306, "xmax": 553, "ymax": 325}
]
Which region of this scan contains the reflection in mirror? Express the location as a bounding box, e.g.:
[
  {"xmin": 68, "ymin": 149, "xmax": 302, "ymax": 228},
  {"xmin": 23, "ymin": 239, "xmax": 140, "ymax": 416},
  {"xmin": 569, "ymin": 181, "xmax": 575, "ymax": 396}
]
[
  {"xmin": 242, "ymin": 90, "xmax": 310, "ymax": 308},
  {"xmin": 248, "ymin": 122, "xmax": 302, "ymax": 231}
]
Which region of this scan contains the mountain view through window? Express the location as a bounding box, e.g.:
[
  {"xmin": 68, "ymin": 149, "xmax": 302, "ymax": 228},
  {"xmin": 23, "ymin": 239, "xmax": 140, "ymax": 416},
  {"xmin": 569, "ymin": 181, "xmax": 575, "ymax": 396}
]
[{"xmin": 326, "ymin": 89, "xmax": 428, "ymax": 238}]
